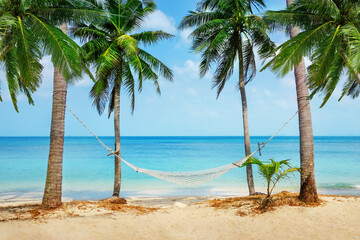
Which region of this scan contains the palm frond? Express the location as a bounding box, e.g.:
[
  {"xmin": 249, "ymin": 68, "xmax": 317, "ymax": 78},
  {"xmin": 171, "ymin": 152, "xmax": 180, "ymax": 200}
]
[
  {"xmin": 4, "ymin": 47, "xmax": 20, "ymax": 112},
  {"xmin": 90, "ymin": 71, "xmax": 112, "ymax": 115},
  {"xmin": 15, "ymin": 16, "xmax": 42, "ymax": 92},
  {"xmin": 131, "ymin": 31, "xmax": 174, "ymax": 45},
  {"xmin": 264, "ymin": 11, "xmax": 323, "ymax": 33},
  {"xmin": 121, "ymin": 0, "xmax": 156, "ymax": 32},
  {"xmin": 212, "ymin": 32, "xmax": 237, "ymax": 97},
  {"xmin": 30, "ymin": 15, "xmax": 83, "ymax": 81},
  {"xmin": 268, "ymin": 22, "xmax": 331, "ymax": 77},
  {"xmin": 307, "ymin": 25, "xmax": 341, "ymax": 87},
  {"xmin": 116, "ymin": 34, "xmax": 143, "ymax": 88},
  {"xmin": 121, "ymin": 61, "xmax": 136, "ymax": 113},
  {"xmin": 341, "ymin": 24, "xmax": 360, "ymax": 75},
  {"xmin": 341, "ymin": 75, "xmax": 360, "ymax": 100},
  {"xmin": 95, "ymin": 42, "xmax": 121, "ymax": 82},
  {"xmin": 81, "ymin": 37, "xmax": 111, "ymax": 63},
  {"xmin": 138, "ymin": 49, "xmax": 173, "ymax": 81},
  {"xmin": 242, "ymin": 38, "xmax": 256, "ymax": 85},
  {"xmin": 40, "ymin": 3, "xmax": 106, "ymax": 26},
  {"xmin": 190, "ymin": 19, "xmax": 229, "ymax": 40},
  {"xmin": 71, "ymin": 23, "xmax": 107, "ymax": 42},
  {"xmin": 196, "ymin": 27, "xmax": 233, "ymax": 78},
  {"xmin": 178, "ymin": 11, "xmax": 225, "ymax": 30}
]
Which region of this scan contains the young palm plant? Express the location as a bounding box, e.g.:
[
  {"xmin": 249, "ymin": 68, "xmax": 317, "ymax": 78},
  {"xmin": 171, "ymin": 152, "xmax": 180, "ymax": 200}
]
[
  {"xmin": 72, "ymin": 0, "xmax": 174, "ymax": 199},
  {"xmin": 178, "ymin": 0, "xmax": 275, "ymax": 195},
  {"xmin": 242, "ymin": 157, "xmax": 300, "ymax": 207},
  {"xmin": 262, "ymin": 0, "xmax": 360, "ymax": 203}
]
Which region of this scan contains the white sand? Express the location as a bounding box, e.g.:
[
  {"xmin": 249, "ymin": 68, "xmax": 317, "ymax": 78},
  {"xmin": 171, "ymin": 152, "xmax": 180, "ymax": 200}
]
[{"xmin": 0, "ymin": 196, "xmax": 359, "ymax": 240}]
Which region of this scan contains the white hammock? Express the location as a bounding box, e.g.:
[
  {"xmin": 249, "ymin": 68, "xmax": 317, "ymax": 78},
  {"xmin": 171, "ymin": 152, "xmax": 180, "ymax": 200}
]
[
  {"xmin": 120, "ymin": 151, "xmax": 256, "ymax": 185},
  {"xmin": 64, "ymin": 102, "xmax": 303, "ymax": 186}
]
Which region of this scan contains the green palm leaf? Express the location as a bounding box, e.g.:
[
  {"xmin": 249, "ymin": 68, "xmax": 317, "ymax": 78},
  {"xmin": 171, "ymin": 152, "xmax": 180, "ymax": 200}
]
[
  {"xmin": 263, "ymin": 0, "xmax": 360, "ymax": 105},
  {"xmin": 30, "ymin": 14, "xmax": 83, "ymax": 81},
  {"xmin": 4, "ymin": 47, "xmax": 20, "ymax": 111},
  {"xmin": 266, "ymin": 22, "xmax": 331, "ymax": 77},
  {"xmin": 15, "ymin": 16, "xmax": 42, "ymax": 91},
  {"xmin": 132, "ymin": 31, "xmax": 174, "ymax": 45},
  {"xmin": 0, "ymin": 0, "xmax": 93, "ymax": 111}
]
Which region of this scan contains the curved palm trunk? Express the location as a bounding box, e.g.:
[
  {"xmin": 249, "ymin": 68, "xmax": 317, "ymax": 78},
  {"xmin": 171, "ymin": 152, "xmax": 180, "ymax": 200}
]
[
  {"xmin": 287, "ymin": 0, "xmax": 318, "ymax": 203},
  {"xmin": 42, "ymin": 24, "xmax": 68, "ymax": 208},
  {"xmin": 112, "ymin": 79, "xmax": 121, "ymax": 197},
  {"xmin": 238, "ymin": 37, "xmax": 255, "ymax": 195}
]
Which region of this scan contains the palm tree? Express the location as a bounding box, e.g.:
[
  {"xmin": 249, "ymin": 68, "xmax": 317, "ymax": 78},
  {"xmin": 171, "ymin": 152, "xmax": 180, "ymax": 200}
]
[
  {"xmin": 72, "ymin": 0, "xmax": 174, "ymax": 198},
  {"xmin": 0, "ymin": 0, "xmax": 88, "ymax": 208},
  {"xmin": 242, "ymin": 157, "xmax": 299, "ymax": 207},
  {"xmin": 284, "ymin": 0, "xmax": 317, "ymax": 204},
  {"xmin": 41, "ymin": 0, "xmax": 101, "ymax": 208},
  {"xmin": 262, "ymin": 0, "xmax": 360, "ymax": 203},
  {"xmin": 179, "ymin": 0, "xmax": 275, "ymax": 195}
]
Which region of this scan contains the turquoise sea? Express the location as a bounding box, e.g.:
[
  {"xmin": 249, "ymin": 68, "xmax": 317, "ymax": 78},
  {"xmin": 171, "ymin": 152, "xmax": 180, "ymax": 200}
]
[{"xmin": 0, "ymin": 136, "xmax": 359, "ymax": 202}]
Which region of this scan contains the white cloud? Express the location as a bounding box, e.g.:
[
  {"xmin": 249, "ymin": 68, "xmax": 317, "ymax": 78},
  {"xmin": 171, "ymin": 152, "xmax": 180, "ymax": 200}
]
[
  {"xmin": 179, "ymin": 28, "xmax": 193, "ymax": 44},
  {"xmin": 141, "ymin": 10, "xmax": 195, "ymax": 48},
  {"xmin": 141, "ymin": 10, "xmax": 177, "ymax": 34},
  {"xmin": 173, "ymin": 60, "xmax": 213, "ymax": 82},
  {"xmin": 174, "ymin": 60, "xmax": 199, "ymax": 79}
]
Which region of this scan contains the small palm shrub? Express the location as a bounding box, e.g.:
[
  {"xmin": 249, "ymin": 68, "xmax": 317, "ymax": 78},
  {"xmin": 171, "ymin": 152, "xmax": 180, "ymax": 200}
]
[{"xmin": 242, "ymin": 157, "xmax": 300, "ymax": 207}]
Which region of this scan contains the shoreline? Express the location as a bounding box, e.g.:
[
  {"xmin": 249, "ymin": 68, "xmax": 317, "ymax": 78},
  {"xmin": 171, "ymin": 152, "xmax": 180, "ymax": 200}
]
[
  {"xmin": 1, "ymin": 189, "xmax": 359, "ymax": 207},
  {"xmin": 1, "ymin": 186, "xmax": 360, "ymax": 206},
  {"xmin": 0, "ymin": 186, "xmax": 360, "ymax": 205}
]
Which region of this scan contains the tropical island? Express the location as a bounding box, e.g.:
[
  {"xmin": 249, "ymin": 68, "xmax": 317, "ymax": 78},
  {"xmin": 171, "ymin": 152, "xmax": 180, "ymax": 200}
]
[{"xmin": 0, "ymin": 0, "xmax": 359, "ymax": 239}]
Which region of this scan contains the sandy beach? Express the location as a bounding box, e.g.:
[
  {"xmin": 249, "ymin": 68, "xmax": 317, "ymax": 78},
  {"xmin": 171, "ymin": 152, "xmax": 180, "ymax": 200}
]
[
  {"xmin": 1, "ymin": 193, "xmax": 359, "ymax": 240},
  {"xmin": 1, "ymin": 0, "xmax": 359, "ymax": 239}
]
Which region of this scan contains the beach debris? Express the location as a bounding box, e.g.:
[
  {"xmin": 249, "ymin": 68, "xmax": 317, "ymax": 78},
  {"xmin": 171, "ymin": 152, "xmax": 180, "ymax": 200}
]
[
  {"xmin": 205, "ymin": 191, "xmax": 323, "ymax": 216},
  {"xmin": 0, "ymin": 200, "xmax": 158, "ymax": 221},
  {"xmin": 99, "ymin": 197, "xmax": 127, "ymax": 205}
]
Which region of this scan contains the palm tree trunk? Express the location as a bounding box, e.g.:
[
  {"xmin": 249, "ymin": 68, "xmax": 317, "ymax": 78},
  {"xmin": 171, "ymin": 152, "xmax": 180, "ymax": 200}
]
[
  {"xmin": 42, "ymin": 24, "xmax": 68, "ymax": 208},
  {"xmin": 238, "ymin": 36, "xmax": 255, "ymax": 195},
  {"xmin": 112, "ymin": 78, "xmax": 121, "ymax": 197},
  {"xmin": 287, "ymin": 0, "xmax": 318, "ymax": 203}
]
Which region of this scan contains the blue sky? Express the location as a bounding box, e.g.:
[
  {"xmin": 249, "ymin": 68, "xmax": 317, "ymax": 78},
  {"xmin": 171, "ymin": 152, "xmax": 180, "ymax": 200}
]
[{"xmin": 1, "ymin": 0, "xmax": 359, "ymax": 137}]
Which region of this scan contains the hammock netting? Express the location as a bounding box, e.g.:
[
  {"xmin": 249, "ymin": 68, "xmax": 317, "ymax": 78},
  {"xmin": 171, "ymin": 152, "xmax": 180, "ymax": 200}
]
[{"xmin": 120, "ymin": 152, "xmax": 256, "ymax": 185}]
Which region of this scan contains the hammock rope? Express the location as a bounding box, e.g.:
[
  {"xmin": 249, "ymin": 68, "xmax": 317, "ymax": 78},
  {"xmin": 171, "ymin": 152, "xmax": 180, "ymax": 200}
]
[{"xmin": 64, "ymin": 102, "xmax": 306, "ymax": 185}]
